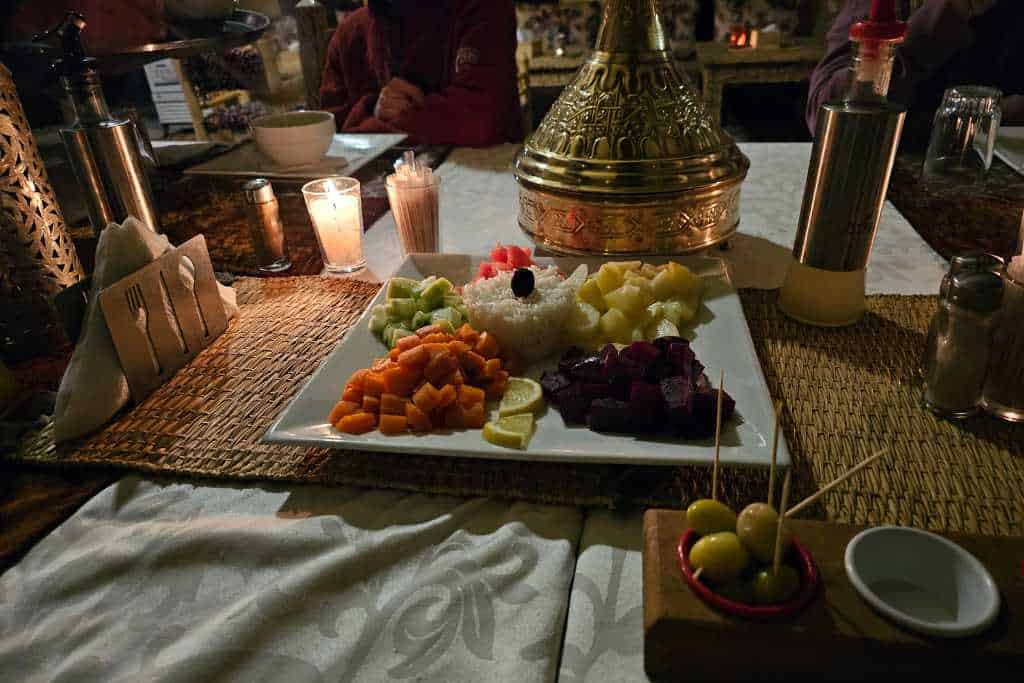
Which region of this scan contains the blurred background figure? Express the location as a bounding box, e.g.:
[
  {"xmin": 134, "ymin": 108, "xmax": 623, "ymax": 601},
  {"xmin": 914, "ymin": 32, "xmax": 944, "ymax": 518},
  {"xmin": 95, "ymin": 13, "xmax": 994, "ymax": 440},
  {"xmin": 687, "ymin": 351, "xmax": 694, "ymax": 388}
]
[
  {"xmin": 320, "ymin": 0, "xmax": 522, "ymax": 147},
  {"xmin": 807, "ymin": 0, "xmax": 1024, "ymax": 146}
]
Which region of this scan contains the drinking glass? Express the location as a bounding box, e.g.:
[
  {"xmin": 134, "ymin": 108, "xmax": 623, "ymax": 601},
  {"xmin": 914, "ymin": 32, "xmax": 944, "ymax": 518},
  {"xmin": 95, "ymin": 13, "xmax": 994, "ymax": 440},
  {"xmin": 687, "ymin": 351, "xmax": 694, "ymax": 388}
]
[
  {"xmin": 302, "ymin": 177, "xmax": 366, "ymax": 274},
  {"xmin": 386, "ymin": 174, "xmax": 441, "ymax": 257},
  {"xmin": 922, "ymin": 86, "xmax": 1002, "ymax": 181}
]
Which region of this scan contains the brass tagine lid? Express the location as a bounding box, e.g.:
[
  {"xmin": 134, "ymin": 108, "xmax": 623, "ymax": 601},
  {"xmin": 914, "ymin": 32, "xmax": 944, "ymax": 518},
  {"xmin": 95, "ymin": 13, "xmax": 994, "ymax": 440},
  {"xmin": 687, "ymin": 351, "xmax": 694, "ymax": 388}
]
[{"xmin": 514, "ymin": 0, "xmax": 750, "ymax": 254}]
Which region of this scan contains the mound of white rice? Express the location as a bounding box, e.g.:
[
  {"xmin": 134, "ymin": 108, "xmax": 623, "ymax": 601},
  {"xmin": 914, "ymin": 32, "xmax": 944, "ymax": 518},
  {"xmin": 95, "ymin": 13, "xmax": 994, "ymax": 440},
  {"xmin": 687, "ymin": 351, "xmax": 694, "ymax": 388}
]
[{"xmin": 463, "ymin": 265, "xmax": 585, "ymax": 361}]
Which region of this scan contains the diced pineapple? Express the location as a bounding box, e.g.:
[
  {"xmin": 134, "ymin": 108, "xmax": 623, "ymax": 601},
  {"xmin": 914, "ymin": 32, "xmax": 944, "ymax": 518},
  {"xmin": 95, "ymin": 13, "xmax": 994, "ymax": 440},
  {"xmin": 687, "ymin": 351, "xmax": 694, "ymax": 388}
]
[
  {"xmin": 604, "ymin": 284, "xmax": 655, "ymax": 316},
  {"xmin": 577, "ymin": 278, "xmax": 609, "ymax": 312},
  {"xmin": 630, "ymin": 325, "xmax": 646, "ymax": 342},
  {"xmin": 599, "ymin": 308, "xmax": 633, "ymax": 345},
  {"xmin": 595, "ymin": 264, "xmax": 625, "ymax": 295},
  {"xmin": 640, "ymin": 263, "xmax": 660, "ymax": 279},
  {"xmin": 607, "ymin": 260, "xmax": 643, "ymax": 274},
  {"xmin": 668, "ymin": 262, "xmax": 702, "ymax": 297},
  {"xmin": 645, "ymin": 318, "xmax": 680, "ymax": 340}
]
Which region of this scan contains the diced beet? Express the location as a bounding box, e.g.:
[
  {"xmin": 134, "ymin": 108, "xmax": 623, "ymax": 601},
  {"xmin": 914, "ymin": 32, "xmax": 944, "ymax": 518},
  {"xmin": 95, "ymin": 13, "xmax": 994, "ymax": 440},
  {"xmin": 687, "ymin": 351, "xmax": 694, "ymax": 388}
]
[
  {"xmin": 665, "ymin": 341, "xmax": 696, "ymax": 374},
  {"xmin": 661, "ymin": 375, "xmax": 697, "ymax": 433},
  {"xmin": 540, "ymin": 371, "xmax": 572, "ymax": 399},
  {"xmin": 609, "ymin": 376, "xmax": 632, "ymax": 401},
  {"xmin": 587, "ymin": 398, "xmax": 638, "ymax": 433},
  {"xmin": 688, "ymin": 387, "xmax": 737, "ymax": 438},
  {"xmin": 695, "ymin": 373, "xmax": 711, "ymax": 393},
  {"xmin": 625, "ymin": 341, "xmax": 661, "ymax": 364},
  {"xmin": 653, "ymin": 336, "xmax": 687, "ymax": 354},
  {"xmin": 569, "ymin": 356, "xmax": 604, "ymax": 383},
  {"xmin": 554, "ymin": 383, "xmax": 589, "ymax": 425},
  {"xmin": 558, "ymin": 346, "xmax": 587, "ymax": 374},
  {"xmin": 581, "ymin": 383, "xmax": 611, "ymax": 402},
  {"xmin": 490, "ymin": 244, "xmax": 509, "ymax": 263},
  {"xmin": 616, "ymin": 351, "xmax": 648, "ymax": 381},
  {"xmin": 630, "ymin": 381, "xmax": 664, "ymax": 407},
  {"xmin": 599, "ymin": 344, "xmax": 625, "ymax": 382}
]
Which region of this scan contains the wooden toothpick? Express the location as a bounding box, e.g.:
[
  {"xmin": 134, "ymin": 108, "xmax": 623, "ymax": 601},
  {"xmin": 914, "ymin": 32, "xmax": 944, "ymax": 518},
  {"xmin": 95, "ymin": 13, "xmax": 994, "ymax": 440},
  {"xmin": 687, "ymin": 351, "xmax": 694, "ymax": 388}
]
[
  {"xmin": 773, "ymin": 470, "xmax": 792, "ymax": 575},
  {"xmin": 768, "ymin": 400, "xmax": 782, "ymax": 508},
  {"xmin": 785, "ymin": 447, "xmax": 888, "ymax": 519},
  {"xmin": 712, "ymin": 369, "xmax": 725, "ymax": 502}
]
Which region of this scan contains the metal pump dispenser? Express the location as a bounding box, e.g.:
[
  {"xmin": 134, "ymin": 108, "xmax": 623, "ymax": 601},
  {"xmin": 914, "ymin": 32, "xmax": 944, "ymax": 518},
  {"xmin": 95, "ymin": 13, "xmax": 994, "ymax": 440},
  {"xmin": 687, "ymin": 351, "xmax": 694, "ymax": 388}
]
[
  {"xmin": 47, "ymin": 11, "xmax": 160, "ymax": 233},
  {"xmin": 779, "ymin": 0, "xmax": 907, "ymax": 326}
]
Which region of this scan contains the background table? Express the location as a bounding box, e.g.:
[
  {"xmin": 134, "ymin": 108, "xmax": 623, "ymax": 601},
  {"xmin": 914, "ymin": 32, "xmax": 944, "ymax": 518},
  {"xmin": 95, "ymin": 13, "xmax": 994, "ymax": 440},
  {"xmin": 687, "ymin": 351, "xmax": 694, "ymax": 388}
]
[
  {"xmin": 0, "ymin": 143, "xmax": 949, "ymax": 682},
  {"xmin": 696, "ymin": 39, "xmax": 826, "ymax": 126}
]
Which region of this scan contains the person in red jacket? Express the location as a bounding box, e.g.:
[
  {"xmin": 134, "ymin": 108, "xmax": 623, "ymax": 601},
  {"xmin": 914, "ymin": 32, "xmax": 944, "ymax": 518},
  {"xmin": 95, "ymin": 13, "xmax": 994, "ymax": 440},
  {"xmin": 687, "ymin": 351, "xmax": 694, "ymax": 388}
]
[{"xmin": 320, "ymin": 0, "xmax": 523, "ymax": 146}]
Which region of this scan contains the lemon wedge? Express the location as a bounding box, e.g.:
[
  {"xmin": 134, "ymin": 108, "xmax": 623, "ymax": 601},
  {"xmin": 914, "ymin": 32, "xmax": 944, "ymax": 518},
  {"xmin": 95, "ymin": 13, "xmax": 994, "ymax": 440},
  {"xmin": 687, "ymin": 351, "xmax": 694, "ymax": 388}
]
[
  {"xmin": 498, "ymin": 377, "xmax": 543, "ymax": 417},
  {"xmin": 482, "ymin": 414, "xmax": 535, "ymax": 449}
]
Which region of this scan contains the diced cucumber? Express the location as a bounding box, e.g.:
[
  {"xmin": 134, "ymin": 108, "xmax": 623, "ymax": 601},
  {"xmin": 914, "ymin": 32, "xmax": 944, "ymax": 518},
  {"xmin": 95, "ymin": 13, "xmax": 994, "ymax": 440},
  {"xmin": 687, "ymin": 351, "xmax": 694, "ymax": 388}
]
[
  {"xmin": 442, "ymin": 294, "xmax": 463, "ymax": 308},
  {"xmin": 385, "ymin": 297, "xmax": 418, "ymax": 321},
  {"xmin": 430, "ymin": 306, "xmax": 463, "ymax": 328},
  {"xmin": 411, "ymin": 310, "xmax": 432, "ymax": 330},
  {"xmin": 368, "ymin": 304, "xmax": 389, "ymax": 335},
  {"xmin": 385, "ymin": 326, "xmax": 415, "ymax": 348},
  {"xmin": 418, "ymin": 277, "xmax": 453, "ymax": 309},
  {"xmin": 432, "ymin": 319, "xmax": 455, "ymax": 335},
  {"xmin": 387, "ymin": 277, "xmax": 419, "ymax": 300}
]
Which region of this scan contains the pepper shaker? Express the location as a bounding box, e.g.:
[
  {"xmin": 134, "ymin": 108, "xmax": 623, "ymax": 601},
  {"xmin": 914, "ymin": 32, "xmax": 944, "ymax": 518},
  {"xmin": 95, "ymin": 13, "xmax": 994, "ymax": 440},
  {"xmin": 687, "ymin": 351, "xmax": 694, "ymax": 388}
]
[
  {"xmin": 921, "ymin": 270, "xmax": 1004, "ymax": 419},
  {"xmin": 242, "ymin": 178, "xmax": 291, "ymax": 274}
]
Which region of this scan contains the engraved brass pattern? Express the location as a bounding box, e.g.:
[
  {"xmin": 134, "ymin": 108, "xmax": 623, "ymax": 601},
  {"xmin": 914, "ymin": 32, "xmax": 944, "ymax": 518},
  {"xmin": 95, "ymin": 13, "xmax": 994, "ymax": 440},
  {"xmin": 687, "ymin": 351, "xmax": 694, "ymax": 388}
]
[{"xmin": 514, "ymin": 0, "xmax": 748, "ymax": 255}]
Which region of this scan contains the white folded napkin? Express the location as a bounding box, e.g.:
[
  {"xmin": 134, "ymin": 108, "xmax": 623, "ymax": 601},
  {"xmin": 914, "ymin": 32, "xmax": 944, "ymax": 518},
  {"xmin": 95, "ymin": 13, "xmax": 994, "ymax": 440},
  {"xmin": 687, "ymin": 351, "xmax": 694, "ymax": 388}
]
[{"xmin": 54, "ymin": 217, "xmax": 238, "ymax": 443}]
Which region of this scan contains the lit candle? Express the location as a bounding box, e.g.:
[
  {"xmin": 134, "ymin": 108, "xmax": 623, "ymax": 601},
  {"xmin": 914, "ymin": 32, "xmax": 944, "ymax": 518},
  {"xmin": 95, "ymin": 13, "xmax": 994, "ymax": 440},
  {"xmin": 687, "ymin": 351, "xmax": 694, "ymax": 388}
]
[{"xmin": 302, "ymin": 177, "xmax": 366, "ymax": 273}]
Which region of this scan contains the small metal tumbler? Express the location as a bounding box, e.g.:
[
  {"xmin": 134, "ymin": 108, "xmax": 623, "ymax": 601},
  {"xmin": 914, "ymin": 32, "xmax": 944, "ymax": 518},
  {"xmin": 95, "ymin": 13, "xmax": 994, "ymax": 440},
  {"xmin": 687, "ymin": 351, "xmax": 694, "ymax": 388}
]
[{"xmin": 242, "ymin": 179, "xmax": 291, "ymax": 274}]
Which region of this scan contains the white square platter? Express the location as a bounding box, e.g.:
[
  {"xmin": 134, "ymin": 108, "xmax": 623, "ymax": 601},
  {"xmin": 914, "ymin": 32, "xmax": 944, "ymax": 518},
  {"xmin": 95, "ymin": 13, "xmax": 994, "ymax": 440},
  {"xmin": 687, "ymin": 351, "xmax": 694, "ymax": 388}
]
[{"xmin": 263, "ymin": 253, "xmax": 790, "ymax": 468}]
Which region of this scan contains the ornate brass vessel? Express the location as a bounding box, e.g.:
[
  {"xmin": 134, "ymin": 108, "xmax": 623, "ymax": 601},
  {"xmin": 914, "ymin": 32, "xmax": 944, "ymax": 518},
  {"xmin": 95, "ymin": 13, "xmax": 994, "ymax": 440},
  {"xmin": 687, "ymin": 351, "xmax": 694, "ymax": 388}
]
[{"xmin": 514, "ymin": 0, "xmax": 749, "ymax": 255}]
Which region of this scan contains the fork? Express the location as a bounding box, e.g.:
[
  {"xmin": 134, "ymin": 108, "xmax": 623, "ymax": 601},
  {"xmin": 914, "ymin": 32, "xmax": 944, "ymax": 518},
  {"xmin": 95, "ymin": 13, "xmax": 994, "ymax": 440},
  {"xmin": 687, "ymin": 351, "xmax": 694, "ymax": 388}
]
[{"xmin": 127, "ymin": 284, "xmax": 161, "ymax": 375}]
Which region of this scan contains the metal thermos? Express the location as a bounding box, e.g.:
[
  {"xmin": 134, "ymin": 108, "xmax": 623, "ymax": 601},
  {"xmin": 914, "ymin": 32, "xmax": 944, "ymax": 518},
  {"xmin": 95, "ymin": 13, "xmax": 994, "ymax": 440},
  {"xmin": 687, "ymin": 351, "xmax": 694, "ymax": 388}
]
[
  {"xmin": 51, "ymin": 12, "xmax": 160, "ymax": 233},
  {"xmin": 791, "ymin": 101, "xmax": 906, "ymax": 272}
]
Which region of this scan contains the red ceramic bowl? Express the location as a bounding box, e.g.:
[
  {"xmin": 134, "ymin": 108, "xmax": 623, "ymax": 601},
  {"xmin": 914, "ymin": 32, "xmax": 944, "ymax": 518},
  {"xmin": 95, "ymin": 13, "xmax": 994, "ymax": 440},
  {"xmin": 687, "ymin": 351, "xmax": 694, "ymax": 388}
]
[{"xmin": 677, "ymin": 529, "xmax": 820, "ymax": 619}]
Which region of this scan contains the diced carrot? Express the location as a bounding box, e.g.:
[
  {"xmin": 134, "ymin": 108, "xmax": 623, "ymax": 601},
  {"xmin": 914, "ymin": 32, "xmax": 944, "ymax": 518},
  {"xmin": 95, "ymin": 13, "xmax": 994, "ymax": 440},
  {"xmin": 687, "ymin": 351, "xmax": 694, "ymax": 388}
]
[
  {"xmin": 362, "ymin": 395, "xmax": 381, "ymax": 413},
  {"xmin": 424, "ymin": 353, "xmax": 459, "ymax": 384},
  {"xmin": 329, "ymin": 400, "xmax": 360, "ymax": 424},
  {"xmin": 347, "ymin": 369, "xmax": 369, "ymax": 390},
  {"xmin": 482, "ymin": 358, "xmax": 503, "ymax": 380},
  {"xmin": 388, "ymin": 347, "xmax": 401, "ymax": 361},
  {"xmin": 397, "ymin": 345, "xmax": 431, "ymax": 368},
  {"xmin": 486, "ymin": 372, "xmax": 510, "ymax": 400},
  {"xmin": 458, "ymin": 384, "xmax": 485, "ymax": 408},
  {"xmin": 380, "ymin": 393, "xmax": 406, "ymax": 415},
  {"xmin": 438, "ymin": 369, "xmax": 465, "ymax": 387},
  {"xmin": 338, "ymin": 412, "xmax": 376, "ymax": 434},
  {"xmin": 455, "ymin": 323, "xmax": 479, "ymax": 345},
  {"xmin": 502, "ymin": 350, "xmax": 526, "ymax": 377},
  {"xmin": 420, "ymin": 332, "xmax": 450, "ymax": 345},
  {"xmin": 437, "ymin": 383, "xmax": 457, "ymax": 409},
  {"xmin": 463, "ymin": 402, "xmax": 486, "ymax": 428},
  {"xmin": 416, "ymin": 324, "xmax": 444, "ymax": 337},
  {"xmin": 371, "ymin": 357, "xmax": 392, "ymax": 373},
  {"xmin": 379, "ymin": 414, "xmax": 408, "ymax": 434},
  {"xmin": 342, "ymin": 385, "xmax": 363, "ymax": 404},
  {"xmin": 492, "ymin": 370, "xmax": 510, "ymax": 384},
  {"xmin": 419, "ymin": 342, "xmax": 448, "ymax": 358},
  {"xmin": 405, "ymin": 402, "xmax": 432, "ymax": 432},
  {"xmin": 384, "ymin": 365, "xmax": 419, "ymax": 397},
  {"xmin": 447, "ymin": 340, "xmax": 471, "ymax": 357},
  {"xmin": 395, "ymin": 334, "xmax": 422, "ymax": 352},
  {"xmin": 363, "ymin": 372, "xmax": 386, "ymax": 397},
  {"xmin": 443, "ymin": 403, "xmax": 467, "ymax": 428},
  {"xmin": 460, "ymin": 351, "xmax": 487, "ymax": 378},
  {"xmin": 413, "ymin": 382, "xmax": 442, "ymax": 413},
  {"xmin": 475, "ymin": 331, "xmax": 500, "ymax": 359}
]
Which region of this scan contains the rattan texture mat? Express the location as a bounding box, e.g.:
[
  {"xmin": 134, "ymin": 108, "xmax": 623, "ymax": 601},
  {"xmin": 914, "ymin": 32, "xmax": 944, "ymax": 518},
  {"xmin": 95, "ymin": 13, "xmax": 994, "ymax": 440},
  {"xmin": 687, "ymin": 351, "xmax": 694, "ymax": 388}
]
[{"xmin": 10, "ymin": 280, "xmax": 1024, "ymax": 534}]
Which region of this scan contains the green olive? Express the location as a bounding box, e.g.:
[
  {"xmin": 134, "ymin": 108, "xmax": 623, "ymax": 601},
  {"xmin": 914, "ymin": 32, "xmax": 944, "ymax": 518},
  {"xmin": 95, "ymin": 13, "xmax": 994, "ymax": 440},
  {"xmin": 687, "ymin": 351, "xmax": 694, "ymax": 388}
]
[
  {"xmin": 736, "ymin": 502, "xmax": 791, "ymax": 564},
  {"xmin": 718, "ymin": 580, "xmax": 755, "ymax": 605},
  {"xmin": 688, "ymin": 531, "xmax": 749, "ymax": 584},
  {"xmin": 686, "ymin": 499, "xmax": 738, "ymax": 536},
  {"xmin": 750, "ymin": 566, "xmax": 800, "ymax": 605}
]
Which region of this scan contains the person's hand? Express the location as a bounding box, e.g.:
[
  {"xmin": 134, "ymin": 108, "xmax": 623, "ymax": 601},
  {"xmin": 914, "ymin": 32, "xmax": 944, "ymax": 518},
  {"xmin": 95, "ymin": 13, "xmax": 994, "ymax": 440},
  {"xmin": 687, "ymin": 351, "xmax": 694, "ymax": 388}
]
[{"xmin": 374, "ymin": 77, "xmax": 425, "ymax": 123}]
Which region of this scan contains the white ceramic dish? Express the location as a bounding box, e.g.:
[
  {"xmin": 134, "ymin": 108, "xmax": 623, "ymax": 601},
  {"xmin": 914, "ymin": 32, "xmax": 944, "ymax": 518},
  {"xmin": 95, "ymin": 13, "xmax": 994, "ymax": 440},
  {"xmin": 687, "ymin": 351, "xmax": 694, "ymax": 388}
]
[
  {"xmin": 994, "ymin": 126, "xmax": 1024, "ymax": 177},
  {"xmin": 263, "ymin": 253, "xmax": 791, "ymax": 468},
  {"xmin": 250, "ymin": 111, "xmax": 336, "ymax": 168},
  {"xmin": 844, "ymin": 526, "xmax": 1000, "ymax": 638},
  {"xmin": 185, "ymin": 133, "xmax": 408, "ymax": 180}
]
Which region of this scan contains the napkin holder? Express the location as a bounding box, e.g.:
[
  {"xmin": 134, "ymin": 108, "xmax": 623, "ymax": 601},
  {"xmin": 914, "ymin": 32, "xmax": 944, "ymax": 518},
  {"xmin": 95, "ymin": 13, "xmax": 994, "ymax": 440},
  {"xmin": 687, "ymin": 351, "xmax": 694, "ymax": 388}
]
[{"xmin": 99, "ymin": 235, "xmax": 227, "ymax": 402}]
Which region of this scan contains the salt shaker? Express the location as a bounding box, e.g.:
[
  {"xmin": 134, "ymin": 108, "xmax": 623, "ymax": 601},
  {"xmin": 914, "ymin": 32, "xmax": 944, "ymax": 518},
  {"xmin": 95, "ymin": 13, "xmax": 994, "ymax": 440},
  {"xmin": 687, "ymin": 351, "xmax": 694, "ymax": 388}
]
[
  {"xmin": 939, "ymin": 252, "xmax": 1004, "ymax": 298},
  {"xmin": 921, "ymin": 270, "xmax": 1004, "ymax": 419},
  {"xmin": 242, "ymin": 178, "xmax": 291, "ymax": 273}
]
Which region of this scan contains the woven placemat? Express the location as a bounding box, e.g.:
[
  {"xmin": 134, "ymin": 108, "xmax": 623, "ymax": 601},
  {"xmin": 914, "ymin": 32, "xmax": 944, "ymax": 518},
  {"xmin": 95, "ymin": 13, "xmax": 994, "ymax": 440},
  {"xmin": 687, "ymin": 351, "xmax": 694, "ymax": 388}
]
[{"xmin": 10, "ymin": 280, "xmax": 1024, "ymax": 534}]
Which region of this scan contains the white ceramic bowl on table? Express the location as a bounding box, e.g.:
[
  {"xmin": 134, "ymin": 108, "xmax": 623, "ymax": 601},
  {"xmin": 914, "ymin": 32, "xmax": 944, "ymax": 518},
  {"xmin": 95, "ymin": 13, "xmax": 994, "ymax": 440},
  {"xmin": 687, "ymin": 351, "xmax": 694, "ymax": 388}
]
[
  {"xmin": 250, "ymin": 111, "xmax": 336, "ymax": 168},
  {"xmin": 165, "ymin": 0, "xmax": 238, "ymax": 20},
  {"xmin": 844, "ymin": 526, "xmax": 1000, "ymax": 638}
]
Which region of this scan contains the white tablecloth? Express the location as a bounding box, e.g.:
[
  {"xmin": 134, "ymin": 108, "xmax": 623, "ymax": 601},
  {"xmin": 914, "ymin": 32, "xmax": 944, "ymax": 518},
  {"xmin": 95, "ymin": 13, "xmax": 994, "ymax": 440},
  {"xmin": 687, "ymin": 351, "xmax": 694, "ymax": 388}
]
[{"xmin": 0, "ymin": 143, "xmax": 946, "ymax": 682}]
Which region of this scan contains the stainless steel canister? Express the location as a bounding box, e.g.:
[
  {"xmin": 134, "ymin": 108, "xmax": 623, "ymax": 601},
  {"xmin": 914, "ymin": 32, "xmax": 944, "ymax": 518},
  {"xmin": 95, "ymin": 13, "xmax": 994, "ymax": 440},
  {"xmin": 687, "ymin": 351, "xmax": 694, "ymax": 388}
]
[
  {"xmin": 242, "ymin": 178, "xmax": 291, "ymax": 274},
  {"xmin": 791, "ymin": 101, "xmax": 906, "ymax": 272}
]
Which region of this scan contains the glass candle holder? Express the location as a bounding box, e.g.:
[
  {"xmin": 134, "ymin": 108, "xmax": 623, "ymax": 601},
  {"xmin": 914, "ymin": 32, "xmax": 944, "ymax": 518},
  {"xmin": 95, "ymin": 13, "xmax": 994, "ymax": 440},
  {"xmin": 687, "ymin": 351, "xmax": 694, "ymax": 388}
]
[{"xmin": 302, "ymin": 177, "xmax": 366, "ymax": 274}]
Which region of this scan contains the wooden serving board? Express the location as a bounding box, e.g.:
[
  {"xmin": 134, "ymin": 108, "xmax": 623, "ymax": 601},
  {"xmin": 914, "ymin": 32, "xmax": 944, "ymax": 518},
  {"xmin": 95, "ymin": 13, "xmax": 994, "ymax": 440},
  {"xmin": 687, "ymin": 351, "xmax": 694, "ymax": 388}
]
[{"xmin": 643, "ymin": 510, "xmax": 1024, "ymax": 680}]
